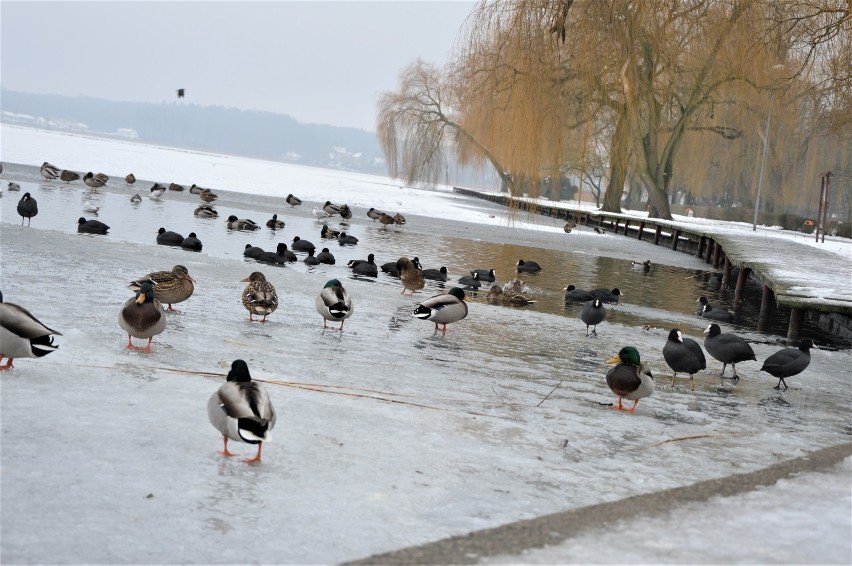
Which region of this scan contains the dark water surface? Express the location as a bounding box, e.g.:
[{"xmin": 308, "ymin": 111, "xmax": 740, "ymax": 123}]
[{"xmin": 2, "ymin": 179, "xmax": 845, "ymax": 349}]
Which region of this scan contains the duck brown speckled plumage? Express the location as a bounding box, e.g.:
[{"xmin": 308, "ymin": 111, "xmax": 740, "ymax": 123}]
[
  {"xmin": 240, "ymin": 272, "xmax": 278, "ymax": 322},
  {"xmin": 129, "ymin": 265, "xmax": 195, "ymax": 311},
  {"xmin": 397, "ymin": 256, "xmax": 424, "ymax": 296}
]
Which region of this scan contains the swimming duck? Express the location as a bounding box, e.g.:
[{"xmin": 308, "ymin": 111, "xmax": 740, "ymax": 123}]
[
  {"xmin": 316, "ymin": 279, "xmax": 353, "ymax": 330},
  {"xmin": 398, "ymin": 256, "xmax": 425, "ymax": 295},
  {"xmin": 323, "ymin": 201, "xmax": 341, "ymax": 216},
  {"xmin": 605, "ymin": 346, "xmax": 654, "ymax": 413},
  {"xmin": 381, "ymin": 261, "xmax": 400, "ymax": 276},
  {"xmin": 697, "ymin": 296, "xmax": 734, "ymax": 322},
  {"xmin": 254, "ymin": 247, "xmax": 286, "ymax": 265},
  {"xmin": 181, "ymin": 232, "xmax": 203, "ymax": 252},
  {"xmin": 240, "ymin": 272, "xmax": 278, "ymax": 322},
  {"xmin": 663, "ymin": 328, "xmax": 707, "ymax": 390},
  {"xmin": 129, "ymin": 265, "xmax": 195, "ymax": 311},
  {"xmin": 118, "ymin": 281, "xmax": 166, "ymax": 352},
  {"xmin": 156, "ymin": 227, "xmax": 184, "ymax": 246},
  {"xmin": 194, "ymin": 205, "xmax": 218, "ymax": 218},
  {"xmin": 581, "ymin": 299, "xmax": 606, "ymax": 337},
  {"xmin": 208, "ymin": 359, "xmax": 276, "ymax": 463},
  {"xmin": 349, "ymin": 254, "xmax": 378, "ymax": 277},
  {"xmin": 60, "ymin": 169, "xmax": 80, "ymax": 183},
  {"xmin": 227, "ymin": 215, "xmax": 259, "ymax": 231},
  {"xmin": 0, "ymin": 290, "xmax": 62, "ymax": 370},
  {"xmin": 312, "ymin": 207, "xmax": 332, "ymax": 221},
  {"xmin": 457, "ymin": 272, "xmax": 481, "ymax": 289},
  {"xmin": 486, "ymin": 285, "xmax": 536, "ymax": 306},
  {"xmin": 40, "ymin": 162, "xmax": 60, "ymax": 181},
  {"xmin": 77, "ymin": 217, "xmax": 110, "ymax": 235},
  {"xmin": 130, "ymin": 193, "xmax": 142, "ymax": 204},
  {"xmin": 168, "ymin": 182, "xmax": 185, "ymax": 192},
  {"xmin": 244, "ymin": 244, "xmax": 265, "ymax": 259},
  {"xmin": 338, "ymin": 232, "xmax": 359, "ymax": 246},
  {"xmin": 266, "ymin": 214, "xmax": 285, "ymax": 230},
  {"xmin": 7, "ymin": 181, "xmax": 20, "ymax": 192},
  {"xmin": 632, "ymin": 260, "xmax": 652, "ymax": 272},
  {"xmin": 84, "ymin": 172, "xmax": 108, "ymax": 190},
  {"xmin": 503, "ymin": 278, "xmax": 531, "ymax": 294},
  {"xmin": 516, "ymin": 259, "xmax": 542, "ymax": 273},
  {"xmin": 761, "ymin": 338, "xmax": 813, "ymax": 390},
  {"xmin": 367, "ymin": 207, "xmax": 384, "ymax": 221},
  {"xmin": 422, "ymin": 266, "xmax": 448, "ymax": 282},
  {"xmin": 563, "ymin": 285, "xmax": 594, "ymax": 302},
  {"xmin": 303, "ymin": 249, "xmax": 320, "ymax": 266},
  {"xmin": 414, "ymin": 287, "xmax": 468, "ymax": 332},
  {"xmin": 149, "ymin": 183, "xmax": 167, "ymax": 199},
  {"xmin": 591, "ymin": 288, "xmax": 622, "ymax": 303},
  {"xmin": 125, "ymin": 173, "xmax": 136, "ymax": 185},
  {"xmin": 316, "ymin": 248, "xmax": 336, "ymax": 265},
  {"xmin": 471, "ymin": 268, "xmax": 496, "ymax": 282},
  {"xmin": 274, "ymin": 243, "xmax": 297, "ymax": 262},
  {"xmin": 703, "ymin": 323, "xmax": 756, "ymax": 380},
  {"xmin": 17, "ymin": 193, "xmax": 38, "ymax": 226},
  {"xmin": 291, "ymin": 236, "xmax": 315, "ymax": 253},
  {"xmin": 320, "ymin": 224, "xmax": 340, "ymax": 239},
  {"xmin": 286, "ymin": 194, "xmax": 302, "ymax": 208}
]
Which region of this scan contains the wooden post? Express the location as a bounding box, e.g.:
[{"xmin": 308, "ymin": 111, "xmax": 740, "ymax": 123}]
[
  {"xmin": 697, "ymin": 236, "xmax": 707, "ymax": 259},
  {"xmin": 654, "ymin": 226, "xmax": 662, "ymax": 245},
  {"xmin": 787, "ymin": 308, "xmax": 805, "ymax": 342},
  {"xmin": 722, "ymin": 256, "xmax": 732, "ymax": 286},
  {"xmin": 637, "ymin": 221, "xmax": 645, "ymax": 240},
  {"xmin": 613, "ymin": 219, "xmax": 620, "ymax": 234},
  {"xmin": 734, "ymin": 267, "xmax": 750, "ymax": 305},
  {"xmin": 758, "ymin": 285, "xmax": 774, "ymax": 331},
  {"xmin": 711, "ymin": 242, "xmax": 722, "ymax": 268},
  {"xmin": 671, "ymin": 229, "xmax": 680, "ymax": 250}
]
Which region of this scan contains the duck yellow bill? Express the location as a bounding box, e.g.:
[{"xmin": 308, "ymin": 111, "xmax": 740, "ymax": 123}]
[
  {"xmin": 136, "ymin": 294, "xmax": 146, "ymax": 304},
  {"xmin": 605, "ymin": 354, "xmax": 621, "ymax": 364}
]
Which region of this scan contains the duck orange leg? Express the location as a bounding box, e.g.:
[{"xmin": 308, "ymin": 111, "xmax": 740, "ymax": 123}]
[
  {"xmin": 610, "ymin": 398, "xmax": 625, "ymax": 411},
  {"xmin": 126, "ymin": 335, "xmax": 135, "ymax": 349},
  {"xmin": 627, "ymin": 399, "xmax": 640, "ymax": 414},
  {"xmin": 243, "ymin": 443, "xmax": 263, "ymax": 463},
  {"xmin": 0, "ymin": 357, "xmax": 14, "ymax": 371},
  {"xmin": 217, "ymin": 436, "xmax": 237, "ymax": 457}
]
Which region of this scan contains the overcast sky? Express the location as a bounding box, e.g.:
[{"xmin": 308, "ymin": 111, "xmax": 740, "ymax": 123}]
[{"xmin": 1, "ymin": 1, "xmax": 475, "ymax": 132}]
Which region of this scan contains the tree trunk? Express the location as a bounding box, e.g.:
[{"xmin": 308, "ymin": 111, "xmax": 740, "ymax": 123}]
[
  {"xmin": 646, "ymin": 183, "xmax": 672, "ymax": 219},
  {"xmin": 602, "ymin": 112, "xmax": 629, "ymax": 213}
]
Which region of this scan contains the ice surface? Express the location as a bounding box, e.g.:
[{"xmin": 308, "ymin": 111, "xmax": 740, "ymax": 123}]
[{"xmin": 1, "ymin": 125, "xmax": 851, "ymax": 564}]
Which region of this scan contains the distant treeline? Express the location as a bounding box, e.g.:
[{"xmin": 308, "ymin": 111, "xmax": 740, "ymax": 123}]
[{"xmin": 0, "ymin": 89, "xmax": 385, "ymax": 173}]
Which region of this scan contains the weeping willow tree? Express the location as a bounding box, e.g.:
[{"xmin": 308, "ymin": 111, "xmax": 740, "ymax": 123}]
[{"xmin": 378, "ymin": 0, "xmax": 850, "ymax": 221}]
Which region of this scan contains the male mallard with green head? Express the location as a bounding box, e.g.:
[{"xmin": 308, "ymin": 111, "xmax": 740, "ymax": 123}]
[
  {"xmin": 414, "ymin": 287, "xmax": 468, "ymax": 332},
  {"xmin": 0, "ymin": 291, "xmax": 62, "ymax": 370},
  {"xmin": 605, "ymin": 347, "xmax": 654, "ymax": 413},
  {"xmin": 315, "ymin": 279, "xmax": 353, "ymax": 330},
  {"xmin": 119, "ymin": 282, "xmax": 166, "ymax": 352}
]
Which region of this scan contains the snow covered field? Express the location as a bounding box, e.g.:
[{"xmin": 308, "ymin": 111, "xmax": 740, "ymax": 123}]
[{"xmin": 1, "ymin": 125, "xmax": 850, "ymax": 564}]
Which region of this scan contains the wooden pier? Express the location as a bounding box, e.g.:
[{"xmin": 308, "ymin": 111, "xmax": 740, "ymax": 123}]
[{"xmin": 453, "ymin": 187, "xmax": 852, "ymax": 341}]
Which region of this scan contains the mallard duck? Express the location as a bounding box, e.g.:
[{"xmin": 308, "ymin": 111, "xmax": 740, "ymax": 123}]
[
  {"xmin": 703, "ymin": 323, "xmax": 756, "ymax": 379},
  {"xmin": 17, "ymin": 193, "xmax": 38, "ymax": 226},
  {"xmin": 291, "ymin": 236, "xmax": 315, "ymax": 253},
  {"xmin": 130, "ymin": 193, "xmax": 142, "ymax": 204},
  {"xmin": 84, "ymin": 172, "xmax": 108, "ymax": 190},
  {"xmin": 398, "ymin": 256, "xmax": 424, "ymax": 295},
  {"xmin": 129, "ymin": 265, "xmax": 195, "ymax": 311},
  {"xmin": 337, "ymin": 232, "xmax": 358, "ymax": 246},
  {"xmin": 393, "ymin": 213, "xmax": 406, "ymax": 226},
  {"xmin": 761, "ymin": 338, "xmax": 813, "ymax": 390},
  {"xmin": 149, "ymin": 183, "xmax": 166, "ymax": 199},
  {"xmin": 180, "ymin": 232, "xmax": 203, "ymax": 252},
  {"xmin": 199, "ymin": 189, "xmax": 219, "ymax": 203},
  {"xmin": 266, "ymin": 214, "xmax": 285, "ymax": 230},
  {"xmin": 663, "ymin": 328, "xmax": 707, "ymax": 390},
  {"xmin": 323, "ymin": 201, "xmax": 341, "ymax": 216},
  {"xmin": 414, "ymin": 287, "xmax": 468, "ymax": 332},
  {"xmin": 227, "ymin": 215, "xmax": 259, "ymax": 231},
  {"xmin": 367, "ymin": 207, "xmax": 384, "ymax": 221},
  {"xmin": 125, "ymin": 173, "xmax": 136, "ymax": 185},
  {"xmin": 486, "ymin": 285, "xmax": 536, "ymax": 306},
  {"xmin": 168, "ymin": 182, "xmax": 185, "ymax": 192},
  {"xmin": 320, "ymin": 224, "xmax": 341, "ymax": 239},
  {"xmin": 303, "ymin": 249, "xmax": 320, "ymax": 266},
  {"xmin": 632, "ymin": 260, "xmax": 652, "ymax": 272},
  {"xmin": 457, "ymin": 272, "xmax": 481, "ymax": 289},
  {"xmin": 241, "ymin": 272, "xmax": 278, "ymax": 322},
  {"xmin": 156, "ymin": 227, "xmax": 184, "ymax": 246},
  {"xmin": 349, "ymin": 253, "xmax": 378, "ymax": 277},
  {"xmin": 594, "ymin": 226, "xmax": 606, "ymax": 234},
  {"xmin": 77, "ymin": 217, "xmax": 110, "ymax": 234},
  {"xmin": 581, "ymin": 299, "xmax": 606, "ymax": 336},
  {"xmin": 339, "ymin": 204, "xmax": 353, "ymax": 221},
  {"xmin": 316, "ymin": 279, "xmax": 353, "ymax": 330},
  {"xmin": 516, "ymin": 259, "xmax": 541, "ymax": 273},
  {"xmin": 422, "ymin": 266, "xmax": 448, "ymax": 282},
  {"xmin": 189, "ymin": 184, "xmax": 205, "ymax": 194},
  {"xmin": 208, "ymin": 360, "xmax": 276, "ymax": 463},
  {"xmin": 118, "ymin": 281, "xmax": 166, "ymax": 352},
  {"xmin": 590, "ymin": 288, "xmax": 622, "ymax": 303},
  {"xmin": 286, "ymin": 194, "xmax": 302, "ymax": 208},
  {"xmin": 564, "ymin": 220, "xmax": 576, "ymax": 233},
  {"xmin": 194, "ymin": 205, "xmax": 218, "ymax": 218},
  {"xmin": 471, "ymin": 268, "xmax": 496, "ymax": 282},
  {"xmin": 60, "ymin": 169, "xmax": 80, "ymax": 183},
  {"xmin": 697, "ymin": 296, "xmax": 734, "ymax": 322},
  {"xmin": 0, "ymin": 290, "xmax": 62, "ymax": 370},
  {"xmin": 605, "ymin": 346, "xmax": 654, "ymax": 413},
  {"xmin": 503, "ymin": 278, "xmax": 531, "ymax": 294},
  {"xmin": 564, "ymin": 285, "xmax": 594, "ymax": 302},
  {"xmin": 378, "ymin": 212, "xmax": 395, "ymax": 227},
  {"xmin": 40, "ymin": 162, "xmax": 60, "ymax": 181},
  {"xmin": 7, "ymin": 181, "xmax": 21, "ymax": 192},
  {"xmin": 316, "ymin": 248, "xmax": 336, "ymax": 265}
]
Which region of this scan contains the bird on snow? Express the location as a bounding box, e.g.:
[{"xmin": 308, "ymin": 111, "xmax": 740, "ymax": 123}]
[
  {"xmin": 605, "ymin": 346, "xmax": 654, "ymax": 413},
  {"xmin": 581, "ymin": 298, "xmax": 606, "ymax": 337},
  {"xmin": 761, "ymin": 338, "xmax": 813, "ymax": 390},
  {"xmin": 118, "ymin": 281, "xmax": 166, "ymax": 352},
  {"xmin": 0, "ymin": 290, "xmax": 62, "ymax": 371},
  {"xmin": 286, "ymin": 194, "xmax": 302, "ymax": 208},
  {"xmin": 129, "ymin": 265, "xmax": 195, "ymax": 312},
  {"xmin": 663, "ymin": 328, "xmax": 707, "ymax": 390},
  {"xmin": 240, "ymin": 272, "xmax": 278, "ymax": 322},
  {"xmin": 316, "ymin": 279, "xmax": 353, "ymax": 330},
  {"xmin": 60, "ymin": 169, "xmax": 80, "ymax": 183},
  {"xmin": 398, "ymin": 256, "xmax": 425, "ymax": 296},
  {"xmin": 83, "ymin": 172, "xmax": 108, "ymax": 191},
  {"xmin": 17, "ymin": 192, "xmax": 38, "ymax": 226},
  {"xmin": 77, "ymin": 217, "xmax": 110, "ymax": 235},
  {"xmin": 40, "ymin": 162, "xmax": 60, "ymax": 181},
  {"xmin": 413, "ymin": 287, "xmax": 468, "ymax": 333},
  {"xmin": 703, "ymin": 323, "xmax": 756, "ymax": 380}
]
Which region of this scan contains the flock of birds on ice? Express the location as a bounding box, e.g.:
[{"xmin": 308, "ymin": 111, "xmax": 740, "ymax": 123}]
[{"xmin": 0, "ymin": 161, "xmax": 817, "ymax": 462}]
